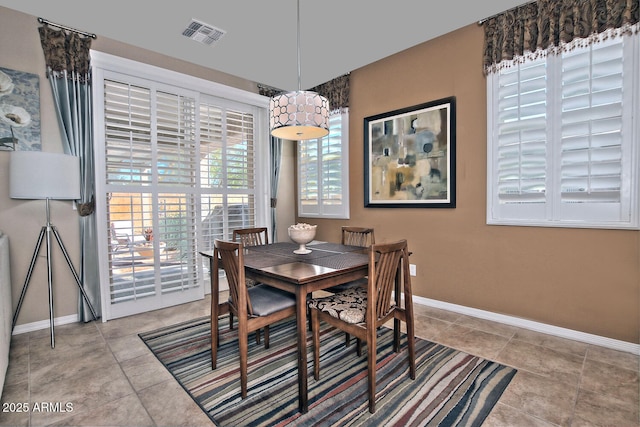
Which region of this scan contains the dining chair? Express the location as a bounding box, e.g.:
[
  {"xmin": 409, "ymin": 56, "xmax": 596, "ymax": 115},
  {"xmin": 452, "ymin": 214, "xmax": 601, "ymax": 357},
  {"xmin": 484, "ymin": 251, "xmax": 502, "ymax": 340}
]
[
  {"xmin": 212, "ymin": 239, "xmax": 296, "ymax": 398},
  {"xmin": 230, "ymin": 227, "xmax": 269, "ymax": 338},
  {"xmin": 308, "ymin": 239, "xmax": 416, "ymax": 413},
  {"xmin": 326, "ymin": 226, "xmax": 375, "ymax": 346}
]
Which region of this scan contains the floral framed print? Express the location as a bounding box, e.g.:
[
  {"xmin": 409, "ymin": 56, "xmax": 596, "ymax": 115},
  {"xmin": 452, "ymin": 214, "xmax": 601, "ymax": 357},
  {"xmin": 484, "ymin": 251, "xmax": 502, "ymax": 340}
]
[
  {"xmin": 364, "ymin": 97, "xmax": 455, "ymax": 208},
  {"xmin": 0, "ymin": 67, "xmax": 41, "ymax": 151}
]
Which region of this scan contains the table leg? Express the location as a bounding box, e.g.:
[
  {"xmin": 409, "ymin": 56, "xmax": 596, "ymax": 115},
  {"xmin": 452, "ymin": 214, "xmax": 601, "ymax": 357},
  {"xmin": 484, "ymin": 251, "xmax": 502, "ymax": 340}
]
[
  {"xmin": 210, "ymin": 255, "xmax": 219, "ymax": 369},
  {"xmin": 296, "ymin": 286, "xmax": 309, "ymax": 413}
]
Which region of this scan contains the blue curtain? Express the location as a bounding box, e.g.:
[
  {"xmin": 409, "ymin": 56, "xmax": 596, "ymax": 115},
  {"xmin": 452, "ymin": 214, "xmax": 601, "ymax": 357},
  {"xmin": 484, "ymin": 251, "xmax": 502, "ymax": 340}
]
[
  {"xmin": 270, "ymin": 136, "xmax": 283, "ymax": 242},
  {"xmin": 39, "ymin": 24, "xmax": 100, "ymax": 322}
]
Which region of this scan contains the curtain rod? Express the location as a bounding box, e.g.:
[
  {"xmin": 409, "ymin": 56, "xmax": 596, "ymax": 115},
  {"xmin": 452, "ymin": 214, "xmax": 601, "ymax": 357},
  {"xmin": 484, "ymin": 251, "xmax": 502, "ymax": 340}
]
[
  {"xmin": 37, "ymin": 17, "xmax": 97, "ymax": 39},
  {"xmin": 478, "ymin": 1, "xmax": 536, "ymax": 24}
]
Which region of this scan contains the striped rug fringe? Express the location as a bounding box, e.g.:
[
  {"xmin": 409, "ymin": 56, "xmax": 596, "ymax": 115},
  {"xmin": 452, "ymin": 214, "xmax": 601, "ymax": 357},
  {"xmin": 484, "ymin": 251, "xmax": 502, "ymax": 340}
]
[{"xmin": 140, "ymin": 317, "xmax": 516, "ymax": 426}]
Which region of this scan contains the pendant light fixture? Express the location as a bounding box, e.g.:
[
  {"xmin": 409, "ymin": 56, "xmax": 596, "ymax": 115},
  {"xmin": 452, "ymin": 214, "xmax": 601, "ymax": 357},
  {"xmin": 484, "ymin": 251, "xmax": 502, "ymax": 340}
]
[{"xmin": 269, "ymin": 0, "xmax": 329, "ymax": 140}]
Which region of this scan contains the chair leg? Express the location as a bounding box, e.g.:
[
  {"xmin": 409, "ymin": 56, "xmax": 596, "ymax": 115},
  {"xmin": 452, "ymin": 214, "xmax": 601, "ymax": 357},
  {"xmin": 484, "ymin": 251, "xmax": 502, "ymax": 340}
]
[
  {"xmin": 311, "ymin": 310, "xmax": 321, "ymax": 380},
  {"xmin": 367, "ymin": 329, "xmax": 377, "ymax": 414},
  {"xmin": 229, "ymin": 312, "xmax": 234, "ymax": 330},
  {"xmin": 405, "ymin": 314, "xmax": 416, "ymax": 380},
  {"xmin": 356, "ymin": 338, "xmax": 362, "ymax": 357},
  {"xmin": 264, "ymin": 325, "xmax": 270, "ymax": 349},
  {"xmin": 255, "ymin": 329, "xmax": 261, "ymax": 345},
  {"xmin": 345, "ymin": 332, "xmax": 351, "ymax": 347},
  {"xmin": 239, "ymin": 328, "xmax": 248, "ymax": 399}
]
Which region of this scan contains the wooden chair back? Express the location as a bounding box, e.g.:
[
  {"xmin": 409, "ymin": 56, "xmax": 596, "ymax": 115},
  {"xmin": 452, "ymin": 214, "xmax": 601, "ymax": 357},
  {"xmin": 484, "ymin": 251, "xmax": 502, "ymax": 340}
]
[
  {"xmin": 214, "ymin": 239, "xmax": 253, "ymax": 316},
  {"xmin": 341, "ymin": 226, "xmax": 375, "ymax": 247},
  {"xmin": 369, "ymin": 240, "xmax": 408, "ymax": 322},
  {"xmin": 233, "ymin": 227, "xmax": 269, "ymax": 247}
]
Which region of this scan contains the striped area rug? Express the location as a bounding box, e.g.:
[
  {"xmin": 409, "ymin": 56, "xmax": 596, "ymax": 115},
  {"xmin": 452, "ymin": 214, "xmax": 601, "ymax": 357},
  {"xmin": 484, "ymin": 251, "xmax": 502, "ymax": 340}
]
[{"xmin": 139, "ymin": 316, "xmax": 516, "ymax": 426}]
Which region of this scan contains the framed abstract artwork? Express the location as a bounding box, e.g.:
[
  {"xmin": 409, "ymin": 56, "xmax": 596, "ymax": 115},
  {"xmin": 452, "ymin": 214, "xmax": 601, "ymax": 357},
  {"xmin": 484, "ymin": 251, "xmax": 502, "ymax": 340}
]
[{"xmin": 364, "ymin": 97, "xmax": 455, "ymax": 208}]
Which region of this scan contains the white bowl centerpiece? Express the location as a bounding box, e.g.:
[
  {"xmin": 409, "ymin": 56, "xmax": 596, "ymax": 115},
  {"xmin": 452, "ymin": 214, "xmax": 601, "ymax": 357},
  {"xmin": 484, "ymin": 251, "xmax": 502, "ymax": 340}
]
[{"xmin": 288, "ymin": 223, "xmax": 317, "ymax": 254}]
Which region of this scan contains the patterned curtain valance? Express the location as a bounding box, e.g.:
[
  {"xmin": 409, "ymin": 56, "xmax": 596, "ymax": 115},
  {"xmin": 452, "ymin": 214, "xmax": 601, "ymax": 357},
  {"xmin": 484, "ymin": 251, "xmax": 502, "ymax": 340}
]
[
  {"xmin": 259, "ymin": 73, "xmax": 350, "ymax": 113},
  {"xmin": 482, "ymin": 0, "xmax": 639, "ymax": 74},
  {"xmin": 38, "ymin": 24, "xmax": 93, "ymax": 81},
  {"xmin": 308, "ymin": 74, "xmax": 349, "ymax": 113}
]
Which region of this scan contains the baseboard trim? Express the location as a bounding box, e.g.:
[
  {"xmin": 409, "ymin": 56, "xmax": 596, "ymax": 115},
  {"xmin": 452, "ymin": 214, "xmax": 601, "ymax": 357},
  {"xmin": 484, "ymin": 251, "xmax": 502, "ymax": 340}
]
[
  {"xmin": 12, "ymin": 314, "xmax": 79, "ymax": 335},
  {"xmin": 415, "ymin": 296, "xmax": 639, "ymax": 355}
]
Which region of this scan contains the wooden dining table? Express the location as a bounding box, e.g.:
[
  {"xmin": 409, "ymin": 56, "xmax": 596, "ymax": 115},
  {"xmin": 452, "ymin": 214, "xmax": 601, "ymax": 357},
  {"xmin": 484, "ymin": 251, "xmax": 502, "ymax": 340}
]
[{"xmin": 200, "ymin": 241, "xmax": 370, "ymax": 413}]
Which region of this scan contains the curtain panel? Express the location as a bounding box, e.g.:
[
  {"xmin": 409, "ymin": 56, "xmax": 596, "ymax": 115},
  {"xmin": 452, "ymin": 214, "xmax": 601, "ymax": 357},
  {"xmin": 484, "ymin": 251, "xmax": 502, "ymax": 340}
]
[
  {"xmin": 38, "ymin": 23, "xmax": 100, "ymax": 321},
  {"xmin": 482, "ymin": 0, "xmax": 640, "ymax": 73}
]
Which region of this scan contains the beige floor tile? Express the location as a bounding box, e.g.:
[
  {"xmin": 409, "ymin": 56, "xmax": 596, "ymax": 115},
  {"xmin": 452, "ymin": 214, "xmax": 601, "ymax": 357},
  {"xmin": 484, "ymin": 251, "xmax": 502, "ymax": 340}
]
[
  {"xmin": 413, "ymin": 312, "xmax": 454, "ymax": 342},
  {"xmin": 0, "ymin": 382, "xmax": 30, "ymax": 427},
  {"xmin": 120, "ymin": 352, "xmax": 175, "ymax": 392},
  {"xmin": 453, "ymin": 315, "xmax": 519, "ymax": 339},
  {"xmin": 107, "ymin": 333, "xmax": 153, "ymax": 363},
  {"xmin": 496, "ymin": 338, "xmax": 584, "ymax": 385},
  {"xmin": 586, "ymin": 344, "xmax": 640, "ymax": 372},
  {"xmin": 3, "ymin": 348, "xmax": 29, "ymax": 388},
  {"xmin": 48, "ymin": 393, "xmax": 154, "ymax": 427},
  {"xmin": 513, "ymin": 328, "xmax": 589, "ymax": 358},
  {"xmin": 498, "ymin": 370, "xmax": 578, "ymax": 426},
  {"xmin": 414, "ymin": 304, "xmax": 463, "ymax": 323},
  {"xmin": 433, "ymin": 323, "xmax": 511, "ymax": 360},
  {"xmin": 30, "ymin": 345, "xmax": 118, "ymax": 388},
  {"xmin": 29, "ymin": 365, "xmax": 135, "ymax": 426},
  {"xmin": 581, "ymin": 358, "xmax": 639, "ymax": 404},
  {"xmin": 137, "ymin": 379, "xmax": 214, "ymax": 426},
  {"xmin": 572, "ymin": 389, "xmax": 640, "ymax": 427},
  {"xmin": 482, "ymin": 403, "xmax": 558, "ymax": 427}
]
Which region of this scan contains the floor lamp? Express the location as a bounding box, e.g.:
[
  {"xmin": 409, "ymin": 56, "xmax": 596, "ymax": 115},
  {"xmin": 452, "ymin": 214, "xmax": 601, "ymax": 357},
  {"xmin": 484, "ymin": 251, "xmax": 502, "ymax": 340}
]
[{"xmin": 9, "ymin": 151, "xmax": 98, "ymax": 348}]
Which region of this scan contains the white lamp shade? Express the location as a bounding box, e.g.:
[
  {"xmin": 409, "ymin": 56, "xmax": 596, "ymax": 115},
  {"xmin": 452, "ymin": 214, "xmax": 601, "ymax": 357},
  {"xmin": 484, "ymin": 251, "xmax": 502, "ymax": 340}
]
[
  {"xmin": 270, "ymin": 90, "xmax": 329, "ymax": 140},
  {"xmin": 9, "ymin": 151, "xmax": 81, "ymax": 200}
]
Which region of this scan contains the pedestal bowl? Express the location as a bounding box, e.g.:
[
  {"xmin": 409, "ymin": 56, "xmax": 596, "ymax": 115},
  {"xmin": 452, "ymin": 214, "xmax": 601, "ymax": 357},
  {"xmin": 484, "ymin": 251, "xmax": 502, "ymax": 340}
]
[{"xmin": 288, "ymin": 223, "xmax": 317, "ymax": 254}]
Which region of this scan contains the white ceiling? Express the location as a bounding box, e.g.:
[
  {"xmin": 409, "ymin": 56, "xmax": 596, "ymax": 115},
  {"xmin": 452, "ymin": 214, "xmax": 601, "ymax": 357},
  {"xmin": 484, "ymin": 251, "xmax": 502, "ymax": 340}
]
[{"xmin": 0, "ymin": 0, "xmax": 529, "ymax": 90}]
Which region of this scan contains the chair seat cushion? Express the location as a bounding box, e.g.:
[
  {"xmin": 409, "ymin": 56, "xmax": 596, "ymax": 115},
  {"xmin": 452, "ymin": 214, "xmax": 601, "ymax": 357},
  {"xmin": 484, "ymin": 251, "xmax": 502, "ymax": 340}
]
[
  {"xmin": 231, "ymin": 284, "xmax": 296, "ymax": 317},
  {"xmin": 308, "ymin": 286, "xmax": 368, "ymax": 324},
  {"xmin": 325, "ymin": 277, "xmax": 368, "ymax": 293}
]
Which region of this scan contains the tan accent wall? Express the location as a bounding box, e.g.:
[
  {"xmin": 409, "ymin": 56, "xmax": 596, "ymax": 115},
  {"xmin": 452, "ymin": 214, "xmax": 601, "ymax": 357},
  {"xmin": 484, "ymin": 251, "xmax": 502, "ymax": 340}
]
[{"xmin": 303, "ymin": 24, "xmax": 640, "ymax": 344}]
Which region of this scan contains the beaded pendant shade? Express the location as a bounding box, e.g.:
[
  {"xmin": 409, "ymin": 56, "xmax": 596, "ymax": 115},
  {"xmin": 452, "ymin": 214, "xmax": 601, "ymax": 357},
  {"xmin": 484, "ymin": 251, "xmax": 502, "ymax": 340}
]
[
  {"xmin": 269, "ymin": 0, "xmax": 329, "ymax": 140},
  {"xmin": 269, "ymin": 90, "xmax": 329, "ymax": 140}
]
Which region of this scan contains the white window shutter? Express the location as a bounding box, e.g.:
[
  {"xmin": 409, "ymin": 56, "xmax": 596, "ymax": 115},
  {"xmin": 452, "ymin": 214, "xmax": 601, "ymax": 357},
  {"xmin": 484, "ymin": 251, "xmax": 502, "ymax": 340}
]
[
  {"xmin": 487, "ymin": 31, "xmax": 639, "ymax": 229},
  {"xmin": 298, "ymin": 110, "xmax": 350, "ymax": 219}
]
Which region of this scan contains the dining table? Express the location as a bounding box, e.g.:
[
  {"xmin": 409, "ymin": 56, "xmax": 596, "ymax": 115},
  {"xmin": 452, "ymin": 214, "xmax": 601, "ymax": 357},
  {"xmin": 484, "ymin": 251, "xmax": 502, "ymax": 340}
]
[{"xmin": 200, "ymin": 241, "xmax": 370, "ymax": 413}]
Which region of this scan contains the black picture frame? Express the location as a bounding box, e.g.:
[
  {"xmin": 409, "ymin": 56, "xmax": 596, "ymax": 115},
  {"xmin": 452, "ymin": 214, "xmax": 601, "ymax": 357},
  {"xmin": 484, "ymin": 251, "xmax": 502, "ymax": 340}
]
[{"xmin": 364, "ymin": 97, "xmax": 456, "ymax": 208}]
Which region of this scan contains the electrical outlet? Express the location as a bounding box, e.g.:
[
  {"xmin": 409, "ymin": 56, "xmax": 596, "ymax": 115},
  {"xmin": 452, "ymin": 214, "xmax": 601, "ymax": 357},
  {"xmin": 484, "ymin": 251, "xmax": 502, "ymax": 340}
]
[{"xmin": 409, "ymin": 264, "xmax": 416, "ymax": 276}]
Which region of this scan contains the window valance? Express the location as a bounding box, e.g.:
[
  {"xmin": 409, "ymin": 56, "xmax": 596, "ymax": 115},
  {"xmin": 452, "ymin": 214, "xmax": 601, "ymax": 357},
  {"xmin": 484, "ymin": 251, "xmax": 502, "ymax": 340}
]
[
  {"xmin": 482, "ymin": 0, "xmax": 639, "ymax": 74},
  {"xmin": 259, "ymin": 73, "xmax": 349, "ymax": 113}
]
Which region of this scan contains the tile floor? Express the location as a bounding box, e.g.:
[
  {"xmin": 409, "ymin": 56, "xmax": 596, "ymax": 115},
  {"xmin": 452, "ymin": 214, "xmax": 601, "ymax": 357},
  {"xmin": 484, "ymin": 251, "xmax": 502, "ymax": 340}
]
[{"xmin": 1, "ymin": 295, "xmax": 638, "ymax": 426}]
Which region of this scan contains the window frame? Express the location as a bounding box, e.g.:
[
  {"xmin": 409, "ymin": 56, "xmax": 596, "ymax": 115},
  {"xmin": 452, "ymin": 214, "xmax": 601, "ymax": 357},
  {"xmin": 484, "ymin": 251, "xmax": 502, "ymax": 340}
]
[
  {"xmin": 297, "ymin": 109, "xmax": 350, "ymax": 219},
  {"xmin": 486, "ymin": 32, "xmax": 640, "ymax": 230},
  {"xmin": 91, "ymin": 51, "xmax": 270, "ymax": 320}
]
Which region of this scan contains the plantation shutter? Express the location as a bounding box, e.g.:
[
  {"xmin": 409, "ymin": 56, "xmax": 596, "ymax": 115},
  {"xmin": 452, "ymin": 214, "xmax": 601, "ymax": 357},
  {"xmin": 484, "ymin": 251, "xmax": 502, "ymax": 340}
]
[
  {"xmin": 104, "ymin": 81, "xmax": 152, "ymax": 185},
  {"xmin": 559, "ymin": 38, "xmax": 624, "ymax": 207},
  {"xmin": 199, "ymin": 99, "xmax": 256, "ymax": 248},
  {"xmin": 495, "ymin": 58, "xmax": 548, "ymax": 205},
  {"xmin": 104, "ymin": 78, "xmax": 200, "ymax": 305},
  {"xmin": 298, "ymin": 110, "xmax": 349, "ymax": 219}
]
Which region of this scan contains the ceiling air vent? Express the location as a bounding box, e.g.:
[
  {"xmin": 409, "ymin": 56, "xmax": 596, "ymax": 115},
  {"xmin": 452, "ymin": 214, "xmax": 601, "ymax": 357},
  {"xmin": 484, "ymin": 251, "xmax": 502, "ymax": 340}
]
[{"xmin": 182, "ymin": 19, "xmax": 226, "ymax": 46}]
